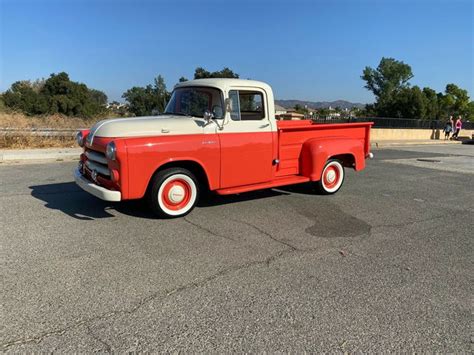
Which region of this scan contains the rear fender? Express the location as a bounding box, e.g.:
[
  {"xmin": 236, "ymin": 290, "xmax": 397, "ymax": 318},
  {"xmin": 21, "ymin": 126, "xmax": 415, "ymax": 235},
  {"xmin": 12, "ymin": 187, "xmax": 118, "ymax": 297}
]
[{"xmin": 300, "ymin": 137, "xmax": 365, "ymax": 181}]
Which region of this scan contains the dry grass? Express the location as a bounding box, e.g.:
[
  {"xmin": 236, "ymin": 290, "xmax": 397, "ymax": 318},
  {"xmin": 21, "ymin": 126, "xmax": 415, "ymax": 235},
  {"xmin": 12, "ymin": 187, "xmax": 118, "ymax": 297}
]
[
  {"xmin": 0, "ymin": 112, "xmax": 100, "ymax": 129},
  {"xmin": 0, "ymin": 112, "xmax": 114, "ymax": 149},
  {"xmin": 0, "ymin": 134, "xmax": 76, "ymax": 149}
]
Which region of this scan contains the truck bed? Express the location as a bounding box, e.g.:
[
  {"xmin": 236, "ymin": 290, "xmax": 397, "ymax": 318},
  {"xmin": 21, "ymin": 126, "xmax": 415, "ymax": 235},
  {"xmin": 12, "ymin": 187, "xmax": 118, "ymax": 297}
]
[{"xmin": 276, "ymin": 120, "xmax": 373, "ymax": 176}]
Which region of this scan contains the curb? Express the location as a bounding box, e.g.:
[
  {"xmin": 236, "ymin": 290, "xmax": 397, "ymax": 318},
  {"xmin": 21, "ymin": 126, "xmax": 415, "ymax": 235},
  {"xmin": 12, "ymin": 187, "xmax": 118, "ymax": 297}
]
[{"xmin": 0, "ymin": 148, "xmax": 82, "ymax": 163}]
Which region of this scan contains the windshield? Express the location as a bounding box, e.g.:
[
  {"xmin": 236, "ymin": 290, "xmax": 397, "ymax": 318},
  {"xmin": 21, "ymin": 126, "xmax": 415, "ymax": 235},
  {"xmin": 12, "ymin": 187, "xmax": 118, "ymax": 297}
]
[{"xmin": 164, "ymin": 87, "xmax": 224, "ymax": 118}]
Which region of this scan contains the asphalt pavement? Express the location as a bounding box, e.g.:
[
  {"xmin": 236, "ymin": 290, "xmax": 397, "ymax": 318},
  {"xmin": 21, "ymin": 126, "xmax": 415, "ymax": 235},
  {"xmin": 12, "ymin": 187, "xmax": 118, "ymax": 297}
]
[{"xmin": 1, "ymin": 145, "xmax": 473, "ymax": 352}]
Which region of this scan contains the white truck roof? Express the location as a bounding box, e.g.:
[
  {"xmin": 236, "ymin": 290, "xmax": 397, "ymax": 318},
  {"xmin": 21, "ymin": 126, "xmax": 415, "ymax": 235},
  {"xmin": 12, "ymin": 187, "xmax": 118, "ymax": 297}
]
[
  {"xmin": 175, "ymin": 78, "xmax": 273, "ymax": 93},
  {"xmin": 174, "ymin": 78, "xmax": 275, "ymax": 122}
]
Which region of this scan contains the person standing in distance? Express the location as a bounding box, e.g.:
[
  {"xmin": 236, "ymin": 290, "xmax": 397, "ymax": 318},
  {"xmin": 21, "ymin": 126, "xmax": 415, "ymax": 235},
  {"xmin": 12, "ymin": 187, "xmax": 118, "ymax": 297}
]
[
  {"xmin": 452, "ymin": 116, "xmax": 462, "ymax": 140},
  {"xmin": 443, "ymin": 119, "xmax": 453, "ymax": 140}
]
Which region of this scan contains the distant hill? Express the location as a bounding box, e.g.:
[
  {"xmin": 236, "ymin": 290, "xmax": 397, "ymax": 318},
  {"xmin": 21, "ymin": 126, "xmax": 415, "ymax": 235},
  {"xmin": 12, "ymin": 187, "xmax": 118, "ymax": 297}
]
[{"xmin": 276, "ymin": 99, "xmax": 365, "ymax": 110}]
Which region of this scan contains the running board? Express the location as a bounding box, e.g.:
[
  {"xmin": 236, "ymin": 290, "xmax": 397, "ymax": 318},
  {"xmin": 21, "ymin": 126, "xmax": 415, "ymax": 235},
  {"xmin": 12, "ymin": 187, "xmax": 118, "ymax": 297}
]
[{"xmin": 216, "ymin": 176, "xmax": 310, "ymax": 195}]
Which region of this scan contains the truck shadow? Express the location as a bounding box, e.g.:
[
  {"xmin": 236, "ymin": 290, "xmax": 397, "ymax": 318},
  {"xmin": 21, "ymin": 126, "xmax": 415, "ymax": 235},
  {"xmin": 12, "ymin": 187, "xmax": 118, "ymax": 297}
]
[
  {"xmin": 29, "ymin": 182, "xmax": 120, "ymax": 220},
  {"xmin": 29, "ymin": 182, "xmax": 301, "ymax": 220},
  {"xmin": 275, "ymin": 182, "xmax": 317, "ymax": 194}
]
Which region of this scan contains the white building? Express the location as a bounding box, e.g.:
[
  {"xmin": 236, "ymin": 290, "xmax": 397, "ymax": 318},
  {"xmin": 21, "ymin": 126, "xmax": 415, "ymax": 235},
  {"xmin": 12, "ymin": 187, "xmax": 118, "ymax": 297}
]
[{"xmin": 274, "ymin": 104, "xmax": 288, "ymax": 116}]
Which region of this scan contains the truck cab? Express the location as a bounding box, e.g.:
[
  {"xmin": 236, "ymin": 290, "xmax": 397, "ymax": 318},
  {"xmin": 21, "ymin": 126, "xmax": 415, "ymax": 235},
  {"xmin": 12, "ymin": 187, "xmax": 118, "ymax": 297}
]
[{"xmin": 74, "ymin": 79, "xmax": 372, "ymax": 218}]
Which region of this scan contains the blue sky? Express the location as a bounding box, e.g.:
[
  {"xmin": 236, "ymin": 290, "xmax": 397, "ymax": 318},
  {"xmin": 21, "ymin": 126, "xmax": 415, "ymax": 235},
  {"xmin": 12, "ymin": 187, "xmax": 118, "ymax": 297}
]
[{"xmin": 1, "ymin": 0, "xmax": 473, "ymax": 103}]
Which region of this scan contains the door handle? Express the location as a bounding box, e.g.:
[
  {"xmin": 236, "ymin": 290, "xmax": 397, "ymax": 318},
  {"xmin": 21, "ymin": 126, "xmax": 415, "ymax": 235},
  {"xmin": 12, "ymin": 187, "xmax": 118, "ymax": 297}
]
[{"xmin": 259, "ymin": 123, "xmax": 270, "ymax": 128}]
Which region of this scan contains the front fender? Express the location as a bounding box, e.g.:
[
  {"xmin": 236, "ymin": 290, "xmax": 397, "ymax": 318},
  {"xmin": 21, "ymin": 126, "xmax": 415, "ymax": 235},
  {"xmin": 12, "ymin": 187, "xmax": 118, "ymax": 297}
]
[
  {"xmin": 300, "ymin": 137, "xmax": 365, "ymax": 181},
  {"xmin": 124, "ymin": 134, "xmax": 220, "ymax": 199}
]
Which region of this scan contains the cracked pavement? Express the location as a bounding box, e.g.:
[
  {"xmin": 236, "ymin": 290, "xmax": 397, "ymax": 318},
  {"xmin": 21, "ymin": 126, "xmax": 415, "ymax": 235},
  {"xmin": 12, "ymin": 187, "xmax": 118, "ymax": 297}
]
[{"xmin": 1, "ymin": 145, "xmax": 473, "ymax": 352}]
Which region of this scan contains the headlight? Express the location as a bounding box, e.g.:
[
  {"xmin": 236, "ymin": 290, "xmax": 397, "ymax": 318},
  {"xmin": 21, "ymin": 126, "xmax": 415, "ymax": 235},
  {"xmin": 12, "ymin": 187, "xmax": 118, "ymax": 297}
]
[
  {"xmin": 76, "ymin": 131, "xmax": 84, "ymax": 147},
  {"xmin": 106, "ymin": 141, "xmax": 117, "ymax": 160}
]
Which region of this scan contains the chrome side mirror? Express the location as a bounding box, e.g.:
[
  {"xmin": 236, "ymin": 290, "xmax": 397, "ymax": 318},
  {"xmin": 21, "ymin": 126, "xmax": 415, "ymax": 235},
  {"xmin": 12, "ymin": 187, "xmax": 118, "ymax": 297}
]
[{"xmin": 203, "ymin": 110, "xmax": 214, "ymax": 122}]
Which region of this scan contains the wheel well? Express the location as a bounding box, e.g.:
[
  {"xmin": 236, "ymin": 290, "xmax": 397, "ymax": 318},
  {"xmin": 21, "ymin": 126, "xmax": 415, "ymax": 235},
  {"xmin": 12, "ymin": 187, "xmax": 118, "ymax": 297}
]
[
  {"xmin": 150, "ymin": 161, "xmax": 210, "ymax": 191},
  {"xmin": 330, "ymin": 154, "xmax": 356, "ymax": 168}
]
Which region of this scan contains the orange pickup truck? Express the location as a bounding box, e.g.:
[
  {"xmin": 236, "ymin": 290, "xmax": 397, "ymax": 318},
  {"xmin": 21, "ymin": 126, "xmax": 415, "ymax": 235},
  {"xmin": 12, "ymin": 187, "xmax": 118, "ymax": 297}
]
[{"xmin": 74, "ymin": 79, "xmax": 373, "ymax": 218}]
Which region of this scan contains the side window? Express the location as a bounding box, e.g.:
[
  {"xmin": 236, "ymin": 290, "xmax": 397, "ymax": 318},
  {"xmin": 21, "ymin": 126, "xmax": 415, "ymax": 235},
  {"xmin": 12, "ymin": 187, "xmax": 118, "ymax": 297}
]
[
  {"xmin": 228, "ymin": 90, "xmax": 265, "ymax": 121},
  {"xmin": 228, "ymin": 90, "xmax": 241, "ymax": 121},
  {"xmin": 239, "ymin": 91, "xmax": 264, "ymax": 120}
]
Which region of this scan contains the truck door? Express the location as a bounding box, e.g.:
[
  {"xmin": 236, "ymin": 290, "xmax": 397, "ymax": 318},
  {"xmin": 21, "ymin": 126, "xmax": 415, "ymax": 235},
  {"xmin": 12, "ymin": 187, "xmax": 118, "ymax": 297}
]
[{"xmin": 219, "ymin": 89, "xmax": 274, "ymax": 188}]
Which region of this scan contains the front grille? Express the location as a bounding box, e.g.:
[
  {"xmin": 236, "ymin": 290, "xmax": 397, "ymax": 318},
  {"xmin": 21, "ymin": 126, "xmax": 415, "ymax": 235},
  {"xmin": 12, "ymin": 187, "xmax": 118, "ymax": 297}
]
[{"xmin": 85, "ymin": 148, "xmax": 110, "ymax": 177}]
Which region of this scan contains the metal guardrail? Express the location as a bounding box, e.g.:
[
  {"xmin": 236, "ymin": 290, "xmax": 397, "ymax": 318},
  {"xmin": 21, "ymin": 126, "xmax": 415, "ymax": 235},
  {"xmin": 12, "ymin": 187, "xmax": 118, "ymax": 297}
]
[
  {"xmin": 0, "ymin": 128, "xmax": 80, "ymax": 137},
  {"xmin": 310, "ymin": 117, "xmax": 474, "ymax": 130},
  {"xmin": 1, "ymin": 117, "xmax": 472, "ymax": 136}
]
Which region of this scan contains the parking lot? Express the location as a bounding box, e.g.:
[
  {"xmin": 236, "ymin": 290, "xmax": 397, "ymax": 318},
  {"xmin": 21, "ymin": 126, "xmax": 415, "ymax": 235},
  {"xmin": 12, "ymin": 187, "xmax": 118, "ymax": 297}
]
[{"xmin": 1, "ymin": 144, "xmax": 473, "ymax": 352}]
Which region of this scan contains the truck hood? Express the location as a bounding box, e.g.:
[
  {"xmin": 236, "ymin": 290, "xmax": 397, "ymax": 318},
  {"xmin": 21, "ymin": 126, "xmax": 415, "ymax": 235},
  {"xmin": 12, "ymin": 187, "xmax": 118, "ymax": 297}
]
[{"xmin": 88, "ymin": 115, "xmax": 207, "ymax": 141}]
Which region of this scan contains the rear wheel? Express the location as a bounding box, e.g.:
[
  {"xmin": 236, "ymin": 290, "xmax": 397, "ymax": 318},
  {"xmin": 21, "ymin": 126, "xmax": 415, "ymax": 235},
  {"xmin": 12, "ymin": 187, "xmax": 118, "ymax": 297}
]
[
  {"xmin": 148, "ymin": 168, "xmax": 199, "ymax": 218},
  {"xmin": 315, "ymin": 159, "xmax": 344, "ymax": 195}
]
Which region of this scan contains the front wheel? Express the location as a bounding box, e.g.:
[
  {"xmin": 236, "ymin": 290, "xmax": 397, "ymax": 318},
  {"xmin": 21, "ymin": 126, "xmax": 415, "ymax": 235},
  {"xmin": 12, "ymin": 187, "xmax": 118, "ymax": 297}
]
[
  {"xmin": 148, "ymin": 168, "xmax": 199, "ymax": 218},
  {"xmin": 315, "ymin": 159, "xmax": 345, "ymax": 195}
]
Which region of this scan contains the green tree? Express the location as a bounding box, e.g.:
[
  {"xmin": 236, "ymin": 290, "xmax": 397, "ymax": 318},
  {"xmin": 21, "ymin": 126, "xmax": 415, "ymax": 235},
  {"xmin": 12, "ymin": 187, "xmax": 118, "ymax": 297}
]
[
  {"xmin": 361, "ymin": 57, "xmax": 414, "ymax": 116},
  {"xmin": 362, "ymin": 58, "xmax": 472, "ymax": 120},
  {"xmin": 122, "ymin": 86, "xmax": 156, "ymax": 116},
  {"xmin": 422, "ymin": 87, "xmax": 439, "ymax": 120},
  {"xmin": 362, "ymin": 58, "xmax": 413, "ymax": 97},
  {"xmin": 122, "ymin": 75, "xmax": 170, "ymax": 116},
  {"xmin": 317, "ymin": 108, "xmax": 330, "ymax": 117},
  {"xmin": 39, "ymin": 72, "xmax": 107, "ymax": 117},
  {"xmin": 360, "ymin": 104, "xmax": 377, "ymax": 117},
  {"xmin": 3, "ymin": 80, "xmax": 48, "ymax": 115},
  {"xmin": 154, "ymin": 75, "xmax": 170, "ymax": 110},
  {"xmin": 89, "ymin": 89, "xmax": 108, "ymax": 106},
  {"xmin": 0, "ymin": 95, "xmax": 5, "ymax": 112},
  {"xmin": 443, "ymin": 84, "xmax": 470, "ymax": 116},
  {"xmin": 294, "ymin": 104, "xmax": 303, "ymax": 113},
  {"xmin": 391, "ymin": 86, "xmax": 427, "ymax": 119},
  {"xmin": 438, "ymin": 92, "xmax": 455, "ymax": 118},
  {"xmin": 193, "ymin": 67, "xmax": 239, "ymax": 79},
  {"xmin": 467, "ymin": 101, "xmax": 474, "ymax": 120}
]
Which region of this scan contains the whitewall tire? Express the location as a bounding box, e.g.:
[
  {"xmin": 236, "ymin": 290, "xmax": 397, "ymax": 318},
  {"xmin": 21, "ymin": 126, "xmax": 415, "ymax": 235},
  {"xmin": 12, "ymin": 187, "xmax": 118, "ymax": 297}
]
[
  {"xmin": 148, "ymin": 168, "xmax": 199, "ymax": 218},
  {"xmin": 315, "ymin": 159, "xmax": 344, "ymax": 195}
]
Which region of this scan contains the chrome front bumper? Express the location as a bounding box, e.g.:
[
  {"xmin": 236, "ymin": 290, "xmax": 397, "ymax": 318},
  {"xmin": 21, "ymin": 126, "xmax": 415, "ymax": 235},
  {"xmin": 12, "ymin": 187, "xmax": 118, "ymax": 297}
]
[{"xmin": 73, "ymin": 168, "xmax": 121, "ymax": 202}]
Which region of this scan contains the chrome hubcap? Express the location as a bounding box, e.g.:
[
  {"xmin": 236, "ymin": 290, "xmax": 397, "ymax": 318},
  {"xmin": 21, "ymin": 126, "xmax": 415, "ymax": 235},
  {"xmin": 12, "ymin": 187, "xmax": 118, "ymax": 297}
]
[
  {"xmin": 326, "ymin": 170, "xmax": 336, "ymax": 183},
  {"xmin": 168, "ymin": 185, "xmax": 185, "ymax": 203}
]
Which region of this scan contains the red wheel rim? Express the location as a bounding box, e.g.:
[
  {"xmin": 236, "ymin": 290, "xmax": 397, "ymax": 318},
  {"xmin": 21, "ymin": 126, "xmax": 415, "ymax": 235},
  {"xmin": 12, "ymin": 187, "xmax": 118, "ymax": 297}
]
[
  {"xmin": 323, "ymin": 165, "xmax": 340, "ymax": 189},
  {"xmin": 160, "ymin": 178, "xmax": 192, "ymax": 211}
]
